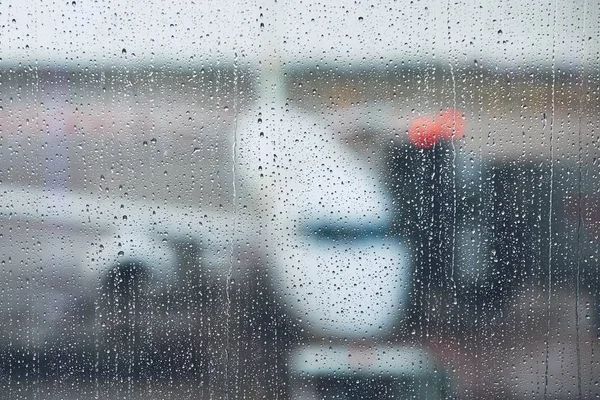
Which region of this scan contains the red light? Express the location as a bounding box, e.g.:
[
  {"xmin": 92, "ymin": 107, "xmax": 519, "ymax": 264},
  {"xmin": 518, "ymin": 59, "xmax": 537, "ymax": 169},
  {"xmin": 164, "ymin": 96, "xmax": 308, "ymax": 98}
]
[
  {"xmin": 437, "ymin": 108, "xmax": 465, "ymax": 140},
  {"xmin": 408, "ymin": 117, "xmax": 440, "ymax": 149}
]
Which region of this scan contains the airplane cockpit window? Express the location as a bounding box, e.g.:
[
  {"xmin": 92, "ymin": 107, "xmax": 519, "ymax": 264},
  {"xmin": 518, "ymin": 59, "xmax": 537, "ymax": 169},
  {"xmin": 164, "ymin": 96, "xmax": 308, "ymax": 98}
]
[
  {"xmin": 0, "ymin": 0, "xmax": 599, "ymax": 398},
  {"xmin": 303, "ymin": 223, "xmax": 389, "ymax": 241}
]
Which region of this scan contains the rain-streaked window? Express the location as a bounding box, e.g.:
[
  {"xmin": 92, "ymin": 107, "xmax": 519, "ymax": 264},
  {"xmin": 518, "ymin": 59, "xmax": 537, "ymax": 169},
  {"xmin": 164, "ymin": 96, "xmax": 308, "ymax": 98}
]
[{"xmin": 0, "ymin": 1, "xmax": 599, "ymax": 398}]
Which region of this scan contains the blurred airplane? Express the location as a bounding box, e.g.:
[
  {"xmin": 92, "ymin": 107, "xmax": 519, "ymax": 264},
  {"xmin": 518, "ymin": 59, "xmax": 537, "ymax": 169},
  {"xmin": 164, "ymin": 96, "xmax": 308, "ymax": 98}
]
[{"xmin": 1, "ymin": 1, "xmax": 599, "ymax": 398}]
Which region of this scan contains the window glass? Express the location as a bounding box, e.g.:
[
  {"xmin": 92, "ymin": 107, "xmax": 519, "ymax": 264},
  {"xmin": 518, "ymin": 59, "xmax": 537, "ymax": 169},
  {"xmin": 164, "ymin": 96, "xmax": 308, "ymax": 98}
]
[{"xmin": 0, "ymin": 1, "xmax": 599, "ymax": 398}]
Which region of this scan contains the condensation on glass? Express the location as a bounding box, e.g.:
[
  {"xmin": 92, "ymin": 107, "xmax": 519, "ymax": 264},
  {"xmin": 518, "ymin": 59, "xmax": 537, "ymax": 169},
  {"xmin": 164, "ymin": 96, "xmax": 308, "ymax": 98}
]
[{"xmin": 0, "ymin": 1, "xmax": 598, "ymax": 399}]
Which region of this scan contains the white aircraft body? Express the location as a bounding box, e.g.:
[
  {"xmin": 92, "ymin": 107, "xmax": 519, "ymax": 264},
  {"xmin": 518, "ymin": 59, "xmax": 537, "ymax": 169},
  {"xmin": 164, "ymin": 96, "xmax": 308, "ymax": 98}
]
[{"xmin": 237, "ymin": 108, "xmax": 411, "ymax": 339}]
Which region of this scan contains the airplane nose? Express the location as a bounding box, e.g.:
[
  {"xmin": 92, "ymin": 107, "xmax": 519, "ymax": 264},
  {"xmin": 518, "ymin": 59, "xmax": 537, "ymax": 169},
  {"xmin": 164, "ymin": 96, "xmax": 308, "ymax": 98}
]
[{"xmin": 274, "ymin": 238, "xmax": 411, "ymax": 339}]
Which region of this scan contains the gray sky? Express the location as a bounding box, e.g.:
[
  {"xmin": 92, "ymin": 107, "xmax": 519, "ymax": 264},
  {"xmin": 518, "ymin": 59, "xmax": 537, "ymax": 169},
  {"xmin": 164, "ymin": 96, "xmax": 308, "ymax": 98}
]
[{"xmin": 1, "ymin": 0, "xmax": 598, "ymax": 70}]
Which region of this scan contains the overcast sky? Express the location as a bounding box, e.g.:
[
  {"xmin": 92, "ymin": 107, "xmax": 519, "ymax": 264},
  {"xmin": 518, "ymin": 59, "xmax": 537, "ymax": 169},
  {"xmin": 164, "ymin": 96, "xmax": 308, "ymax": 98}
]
[{"xmin": 0, "ymin": 0, "xmax": 598, "ymax": 70}]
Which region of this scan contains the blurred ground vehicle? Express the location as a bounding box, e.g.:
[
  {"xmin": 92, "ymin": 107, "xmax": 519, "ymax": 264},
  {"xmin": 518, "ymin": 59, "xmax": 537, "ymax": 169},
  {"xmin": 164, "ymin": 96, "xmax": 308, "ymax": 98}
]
[{"xmin": 289, "ymin": 345, "xmax": 450, "ymax": 400}]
